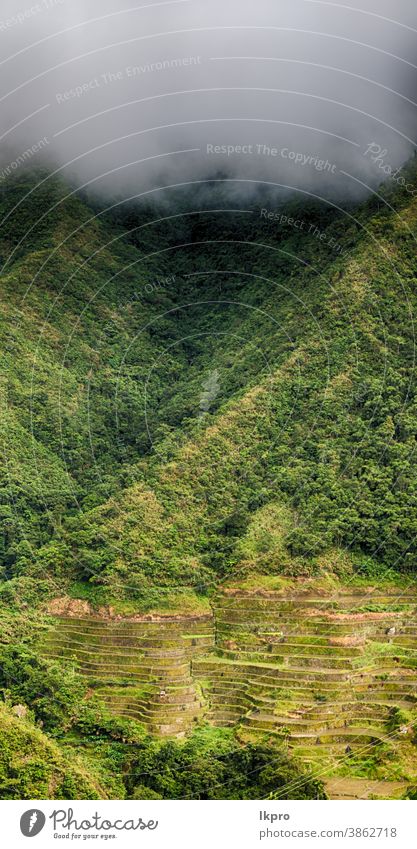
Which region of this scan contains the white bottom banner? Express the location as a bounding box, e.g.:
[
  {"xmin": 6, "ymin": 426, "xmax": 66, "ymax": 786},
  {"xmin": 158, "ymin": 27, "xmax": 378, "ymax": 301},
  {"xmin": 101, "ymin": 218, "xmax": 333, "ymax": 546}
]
[{"xmin": 1, "ymin": 800, "xmax": 415, "ymax": 849}]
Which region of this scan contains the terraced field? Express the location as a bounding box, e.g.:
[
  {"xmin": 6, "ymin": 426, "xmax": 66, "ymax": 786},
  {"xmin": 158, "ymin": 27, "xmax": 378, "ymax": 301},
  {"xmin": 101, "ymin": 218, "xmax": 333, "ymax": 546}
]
[
  {"xmin": 323, "ymin": 778, "xmax": 407, "ymax": 800},
  {"xmin": 41, "ymin": 589, "xmax": 417, "ymax": 794},
  {"xmin": 40, "ymin": 614, "xmax": 215, "ymax": 735},
  {"xmin": 196, "ymin": 593, "xmax": 417, "ymax": 748}
]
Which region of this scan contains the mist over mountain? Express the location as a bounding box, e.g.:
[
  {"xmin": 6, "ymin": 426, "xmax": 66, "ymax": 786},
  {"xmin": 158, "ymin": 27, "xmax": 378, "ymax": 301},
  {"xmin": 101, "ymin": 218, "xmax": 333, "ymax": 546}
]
[
  {"xmin": 1, "ymin": 0, "xmax": 417, "ymax": 202},
  {"xmin": 1, "ymin": 162, "xmax": 417, "ymax": 800},
  {"xmin": 2, "ymin": 1, "xmax": 417, "ymax": 806},
  {"xmin": 0, "ymin": 163, "xmax": 415, "ymax": 598}
]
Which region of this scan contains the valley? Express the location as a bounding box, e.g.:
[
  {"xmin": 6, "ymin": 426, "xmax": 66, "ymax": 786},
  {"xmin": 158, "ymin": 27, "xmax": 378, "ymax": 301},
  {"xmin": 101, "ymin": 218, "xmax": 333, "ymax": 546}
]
[{"xmin": 1, "ymin": 167, "xmax": 417, "ymax": 799}]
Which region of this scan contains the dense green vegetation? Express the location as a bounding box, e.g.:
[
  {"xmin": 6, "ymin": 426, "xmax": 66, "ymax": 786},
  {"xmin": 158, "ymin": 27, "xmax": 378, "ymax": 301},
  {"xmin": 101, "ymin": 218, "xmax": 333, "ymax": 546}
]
[
  {"xmin": 0, "ymin": 702, "xmax": 107, "ymax": 800},
  {"xmin": 1, "ymin": 168, "xmax": 417, "ymax": 601},
  {"xmin": 0, "ymin": 592, "xmax": 324, "ymax": 800},
  {"xmin": 125, "ymin": 731, "xmax": 325, "ymax": 800},
  {"xmin": 1, "ymin": 164, "xmax": 417, "ymax": 798}
]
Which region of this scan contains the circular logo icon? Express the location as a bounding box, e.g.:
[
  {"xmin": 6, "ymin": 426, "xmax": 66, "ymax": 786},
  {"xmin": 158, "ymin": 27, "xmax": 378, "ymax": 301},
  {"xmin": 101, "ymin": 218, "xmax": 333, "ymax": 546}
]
[{"xmin": 20, "ymin": 810, "xmax": 46, "ymax": 837}]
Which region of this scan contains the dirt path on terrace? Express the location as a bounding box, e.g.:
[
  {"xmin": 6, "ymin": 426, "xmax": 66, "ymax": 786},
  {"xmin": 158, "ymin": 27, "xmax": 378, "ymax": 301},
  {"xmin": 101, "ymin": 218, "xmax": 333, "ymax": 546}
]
[{"xmin": 324, "ymin": 777, "xmax": 407, "ymax": 800}]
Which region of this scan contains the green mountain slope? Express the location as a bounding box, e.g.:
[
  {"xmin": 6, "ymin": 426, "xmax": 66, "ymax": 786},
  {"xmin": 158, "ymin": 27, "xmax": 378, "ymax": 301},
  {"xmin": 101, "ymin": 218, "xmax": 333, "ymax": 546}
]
[
  {"xmin": 1, "ymin": 166, "xmax": 417, "ymax": 799},
  {"xmin": 1, "ymin": 169, "xmax": 417, "ymax": 604},
  {"xmin": 0, "ymin": 702, "xmax": 109, "ymax": 799},
  {"xmin": 64, "ymin": 179, "xmax": 417, "ymax": 603}
]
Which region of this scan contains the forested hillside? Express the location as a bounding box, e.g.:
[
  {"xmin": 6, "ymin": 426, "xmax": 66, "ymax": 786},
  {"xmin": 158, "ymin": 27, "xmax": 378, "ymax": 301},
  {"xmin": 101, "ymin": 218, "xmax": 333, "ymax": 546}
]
[
  {"xmin": 1, "ymin": 167, "xmax": 417, "ymax": 798},
  {"xmin": 2, "ymin": 168, "xmax": 416, "ymax": 605}
]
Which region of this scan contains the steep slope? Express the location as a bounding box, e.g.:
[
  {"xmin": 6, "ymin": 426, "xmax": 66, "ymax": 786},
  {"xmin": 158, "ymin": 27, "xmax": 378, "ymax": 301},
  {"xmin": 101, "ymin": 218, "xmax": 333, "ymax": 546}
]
[
  {"xmin": 1, "ymin": 167, "xmax": 417, "ymax": 799},
  {"xmin": 58, "ymin": 175, "xmax": 417, "ymax": 605},
  {"xmin": 0, "ymin": 703, "xmax": 108, "ymax": 799}
]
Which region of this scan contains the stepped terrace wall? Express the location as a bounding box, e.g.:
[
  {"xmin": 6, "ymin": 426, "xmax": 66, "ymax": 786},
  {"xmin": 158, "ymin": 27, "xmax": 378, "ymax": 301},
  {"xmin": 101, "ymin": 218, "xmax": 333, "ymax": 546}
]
[
  {"xmin": 40, "ymin": 613, "xmax": 215, "ymax": 736},
  {"xmin": 40, "ymin": 588, "xmax": 417, "ymax": 793},
  {"xmin": 192, "ymin": 590, "xmax": 417, "ymax": 786}
]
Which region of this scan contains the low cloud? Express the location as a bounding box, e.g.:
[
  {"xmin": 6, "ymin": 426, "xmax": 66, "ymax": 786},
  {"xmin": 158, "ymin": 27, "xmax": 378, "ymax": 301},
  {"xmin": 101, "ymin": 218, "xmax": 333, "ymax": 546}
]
[{"xmin": 1, "ymin": 0, "xmax": 417, "ymax": 203}]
